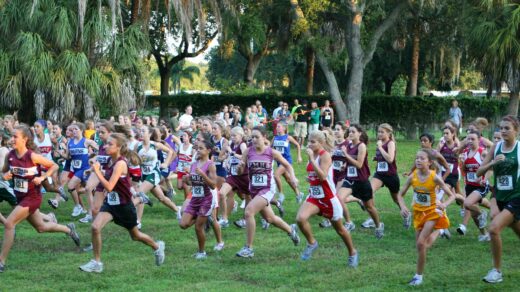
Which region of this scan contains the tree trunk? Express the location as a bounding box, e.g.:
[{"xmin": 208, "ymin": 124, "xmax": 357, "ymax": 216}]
[
  {"xmin": 346, "ymin": 58, "xmax": 364, "ymax": 123},
  {"xmin": 507, "ymin": 91, "xmax": 519, "ymax": 116},
  {"xmin": 131, "ymin": 0, "xmax": 140, "ymax": 24},
  {"xmin": 316, "ymin": 55, "xmax": 348, "ymax": 121},
  {"xmin": 244, "ymin": 56, "xmax": 261, "ymax": 86},
  {"xmin": 384, "ymin": 78, "xmax": 394, "ymax": 95},
  {"xmin": 406, "ymin": 21, "xmax": 420, "ymax": 96},
  {"xmin": 160, "ymin": 67, "xmax": 170, "ymax": 96},
  {"xmin": 305, "ymin": 46, "xmax": 315, "ymax": 95}
]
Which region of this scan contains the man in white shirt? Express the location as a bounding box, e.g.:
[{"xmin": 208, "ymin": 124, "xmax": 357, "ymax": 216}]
[
  {"xmin": 272, "ymin": 101, "xmax": 283, "ymax": 118},
  {"xmin": 179, "ymin": 105, "xmax": 193, "ymax": 131}
]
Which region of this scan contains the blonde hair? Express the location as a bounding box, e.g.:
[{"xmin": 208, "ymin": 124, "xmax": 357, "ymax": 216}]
[
  {"xmin": 309, "ymin": 130, "xmax": 335, "ymax": 152},
  {"xmin": 378, "ymin": 123, "xmax": 394, "ymax": 140},
  {"xmin": 474, "ymin": 117, "xmax": 489, "ymax": 130},
  {"xmin": 214, "ymin": 120, "xmax": 229, "ymax": 139},
  {"xmin": 231, "ymin": 126, "xmax": 245, "ymax": 137}
]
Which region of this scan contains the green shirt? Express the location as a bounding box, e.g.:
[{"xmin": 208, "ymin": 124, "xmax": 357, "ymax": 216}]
[
  {"xmin": 170, "ymin": 117, "xmax": 180, "ymax": 133},
  {"xmin": 310, "ymin": 108, "xmax": 320, "ymax": 124},
  {"xmin": 494, "ymin": 141, "xmax": 520, "ymax": 202}
]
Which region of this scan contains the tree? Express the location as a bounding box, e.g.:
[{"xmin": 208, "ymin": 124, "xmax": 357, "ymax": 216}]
[{"xmin": 170, "ymin": 61, "xmax": 201, "ymax": 94}]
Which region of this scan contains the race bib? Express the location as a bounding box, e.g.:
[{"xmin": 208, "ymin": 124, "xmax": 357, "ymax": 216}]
[
  {"xmin": 497, "ymin": 175, "xmax": 513, "ymax": 191},
  {"xmin": 466, "ymin": 172, "xmax": 478, "ymax": 183},
  {"xmin": 332, "ymin": 160, "xmax": 343, "ymax": 170},
  {"xmin": 413, "ymin": 192, "xmax": 431, "ymax": 207},
  {"xmin": 273, "ymin": 140, "xmax": 287, "ymax": 154},
  {"xmin": 177, "ymin": 161, "xmax": 188, "ymax": 172},
  {"xmin": 347, "ymin": 166, "xmax": 357, "ymax": 178},
  {"xmin": 14, "ymin": 178, "xmax": 28, "ymax": 193},
  {"xmin": 251, "ymin": 174, "xmax": 268, "ymax": 187},
  {"xmin": 107, "ymin": 191, "xmax": 121, "ymax": 206},
  {"xmin": 309, "ymin": 185, "xmax": 325, "ymax": 199},
  {"xmin": 230, "ymin": 165, "xmax": 238, "ymax": 176},
  {"xmin": 142, "ymin": 165, "xmax": 153, "ymax": 175},
  {"xmin": 192, "ymin": 186, "xmax": 204, "ymax": 197},
  {"xmin": 325, "ymin": 115, "xmax": 331, "ymax": 120},
  {"xmin": 215, "ymin": 161, "xmax": 222, "ymax": 166},
  {"xmin": 448, "ymin": 163, "xmax": 454, "ymax": 172},
  {"xmin": 377, "ymin": 162, "xmax": 388, "ymax": 172},
  {"xmin": 72, "ymin": 159, "xmax": 82, "ymax": 168}
]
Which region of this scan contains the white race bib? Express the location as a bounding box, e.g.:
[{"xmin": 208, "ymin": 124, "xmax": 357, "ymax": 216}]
[
  {"xmin": 107, "ymin": 191, "xmax": 121, "ymax": 206},
  {"xmin": 497, "ymin": 175, "xmax": 513, "ymax": 191},
  {"xmin": 347, "ymin": 166, "xmax": 358, "ymax": 178},
  {"xmin": 192, "ymin": 186, "xmax": 204, "ymax": 197},
  {"xmin": 325, "ymin": 115, "xmax": 331, "ymax": 120},
  {"xmin": 230, "ymin": 165, "xmax": 238, "ymax": 176},
  {"xmin": 14, "ymin": 178, "xmax": 28, "ymax": 193},
  {"xmin": 142, "ymin": 165, "xmax": 154, "ymax": 175},
  {"xmin": 309, "ymin": 185, "xmax": 325, "ymax": 199},
  {"xmin": 332, "ymin": 160, "xmax": 343, "ymax": 170},
  {"xmin": 467, "ymin": 172, "xmax": 478, "ymax": 183},
  {"xmin": 448, "ymin": 163, "xmax": 454, "ymax": 172},
  {"xmin": 251, "ymin": 174, "xmax": 268, "ymax": 187},
  {"xmin": 177, "ymin": 161, "xmax": 188, "ymax": 172},
  {"xmin": 413, "ymin": 192, "xmax": 431, "ymax": 207},
  {"xmin": 72, "ymin": 159, "xmax": 82, "ymax": 168},
  {"xmin": 377, "ymin": 162, "xmax": 388, "ymax": 172}
]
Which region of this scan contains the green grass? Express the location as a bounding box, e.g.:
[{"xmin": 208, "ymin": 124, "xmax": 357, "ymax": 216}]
[{"xmin": 1, "ymin": 140, "xmax": 519, "ymax": 291}]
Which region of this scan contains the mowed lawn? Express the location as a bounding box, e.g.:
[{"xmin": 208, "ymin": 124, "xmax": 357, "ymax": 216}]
[{"xmin": 1, "ymin": 140, "xmax": 519, "ymax": 291}]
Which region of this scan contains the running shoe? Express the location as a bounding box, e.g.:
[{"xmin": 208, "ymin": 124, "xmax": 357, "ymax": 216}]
[
  {"xmin": 278, "ymin": 193, "xmax": 285, "ymax": 205},
  {"xmin": 347, "ymin": 252, "xmax": 359, "ymax": 268},
  {"xmin": 165, "ymin": 189, "xmax": 174, "ymax": 200},
  {"xmin": 232, "ymin": 200, "xmax": 238, "ymax": 213},
  {"xmin": 0, "ymin": 262, "xmax": 4, "ymax": 273},
  {"xmin": 71, "ymin": 205, "xmax": 84, "ymax": 217},
  {"xmin": 137, "ymin": 221, "xmax": 142, "ymax": 230},
  {"xmin": 275, "ymin": 201, "xmax": 285, "ymax": 218},
  {"xmin": 218, "ymin": 219, "xmax": 229, "ymax": 228},
  {"xmin": 478, "ymin": 233, "xmax": 491, "ymax": 242},
  {"xmin": 234, "ymin": 219, "xmax": 246, "ymax": 229},
  {"xmin": 403, "ymin": 213, "xmax": 412, "ymax": 229},
  {"xmin": 58, "ymin": 186, "xmax": 69, "ymax": 201},
  {"xmin": 194, "ymin": 251, "xmax": 207, "ymax": 260},
  {"xmin": 236, "ymin": 246, "xmax": 254, "ymax": 258},
  {"xmin": 48, "ymin": 199, "xmax": 59, "ymax": 209},
  {"xmin": 261, "ymin": 218, "xmax": 270, "ymax": 230},
  {"xmin": 319, "ymin": 219, "xmax": 332, "ymax": 228},
  {"xmin": 79, "ymin": 214, "xmax": 92, "ymax": 224},
  {"xmin": 460, "ymin": 208, "xmax": 465, "ymax": 217},
  {"xmin": 138, "ymin": 192, "xmax": 153, "ymax": 207},
  {"xmin": 440, "ymin": 229, "xmax": 452, "ymax": 240},
  {"xmin": 357, "ymin": 201, "xmax": 366, "ymax": 211},
  {"xmin": 79, "ymin": 259, "xmax": 103, "ymax": 273},
  {"xmin": 361, "ymin": 218, "xmax": 375, "ymax": 228},
  {"xmin": 456, "ymin": 224, "xmax": 467, "ymax": 235},
  {"xmin": 344, "ymin": 221, "xmax": 356, "ymax": 232},
  {"xmin": 408, "ymin": 275, "xmax": 423, "ymax": 286},
  {"xmin": 240, "ymin": 200, "xmax": 246, "ymax": 209},
  {"xmin": 214, "ymin": 242, "xmax": 225, "ymax": 251},
  {"xmin": 154, "ymin": 241, "xmax": 165, "ymax": 266},
  {"xmin": 83, "ymin": 243, "xmax": 93, "ymax": 252},
  {"xmin": 483, "ymin": 268, "xmax": 503, "ymax": 283},
  {"xmin": 48, "ymin": 212, "xmax": 58, "ymax": 224},
  {"xmin": 67, "ymin": 223, "xmax": 81, "ymax": 247},
  {"xmin": 289, "ymin": 224, "xmax": 300, "ymax": 246},
  {"xmin": 301, "ymin": 241, "xmax": 319, "ymax": 261},
  {"xmin": 375, "ymin": 222, "xmax": 385, "ymax": 239},
  {"xmin": 478, "ymin": 210, "xmax": 488, "ymax": 229},
  {"xmin": 296, "ymin": 192, "xmax": 304, "ymax": 204},
  {"xmin": 177, "ymin": 207, "xmax": 182, "ymax": 221}
]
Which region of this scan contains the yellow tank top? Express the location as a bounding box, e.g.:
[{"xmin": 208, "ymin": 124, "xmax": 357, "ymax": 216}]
[{"xmin": 411, "ymin": 169, "xmax": 437, "ymax": 211}]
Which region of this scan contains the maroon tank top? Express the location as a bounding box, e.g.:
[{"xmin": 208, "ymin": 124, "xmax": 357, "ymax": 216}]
[
  {"xmin": 346, "ymin": 142, "xmax": 370, "ymax": 181},
  {"xmin": 374, "ymin": 141, "xmax": 397, "ymax": 176},
  {"xmin": 8, "ymin": 149, "xmax": 41, "ymax": 199}
]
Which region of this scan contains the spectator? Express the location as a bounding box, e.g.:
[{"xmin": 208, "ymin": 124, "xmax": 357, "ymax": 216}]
[
  {"xmin": 294, "ymin": 100, "xmax": 310, "ymax": 147},
  {"xmin": 320, "ymin": 99, "xmax": 334, "ymax": 129},
  {"xmin": 129, "ymin": 109, "xmax": 138, "ymax": 124},
  {"xmin": 309, "ymin": 101, "xmax": 320, "ymax": 134},
  {"xmin": 273, "ymin": 101, "xmax": 283, "ymax": 118},
  {"xmin": 219, "ymin": 105, "xmax": 229, "ymax": 120},
  {"xmin": 179, "ymin": 105, "xmax": 194, "ymax": 131},
  {"xmin": 257, "ymin": 105, "xmax": 267, "ymax": 125},
  {"xmin": 448, "ymin": 99, "xmax": 463, "ymax": 130},
  {"xmin": 255, "ymin": 100, "xmax": 268, "ymax": 118},
  {"xmin": 169, "ymin": 108, "xmax": 180, "ymax": 134},
  {"xmin": 291, "ymin": 98, "xmax": 300, "ymax": 120},
  {"xmin": 273, "ymin": 102, "xmax": 291, "ymax": 135}
]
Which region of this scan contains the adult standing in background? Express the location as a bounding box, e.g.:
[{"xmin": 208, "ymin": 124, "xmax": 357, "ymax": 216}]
[
  {"xmin": 272, "ymin": 101, "xmax": 284, "ymax": 135},
  {"xmin": 291, "ymin": 99, "xmax": 300, "ymax": 121},
  {"xmin": 255, "ymin": 100, "xmax": 268, "ymax": 119},
  {"xmin": 449, "ymin": 100, "xmax": 463, "ymax": 131},
  {"xmin": 169, "ymin": 108, "xmax": 180, "ymax": 135},
  {"xmin": 309, "ymin": 102, "xmax": 320, "ymax": 134},
  {"xmin": 321, "ymin": 100, "xmax": 334, "ymax": 130},
  {"xmin": 294, "ymin": 100, "xmax": 310, "ymax": 148},
  {"xmin": 179, "ymin": 105, "xmax": 194, "ymax": 131}
]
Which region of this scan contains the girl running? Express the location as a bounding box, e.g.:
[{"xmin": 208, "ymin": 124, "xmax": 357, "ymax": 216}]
[
  {"xmin": 176, "ymin": 131, "xmax": 195, "ymax": 210},
  {"xmin": 296, "ymin": 130, "xmax": 358, "ymax": 266},
  {"xmin": 79, "ymin": 133, "xmax": 165, "ymax": 273},
  {"xmin": 180, "ymin": 139, "xmax": 221, "ymax": 259},
  {"xmin": 397, "ymin": 149, "xmax": 456, "ymax": 286},
  {"xmin": 477, "ymin": 115, "xmax": 520, "ymax": 283},
  {"xmin": 0, "ymin": 125, "xmax": 80, "ymax": 273},
  {"xmin": 235, "ymin": 126, "xmax": 300, "ymax": 258},
  {"xmin": 337, "ymin": 124, "xmax": 385, "ymax": 239}
]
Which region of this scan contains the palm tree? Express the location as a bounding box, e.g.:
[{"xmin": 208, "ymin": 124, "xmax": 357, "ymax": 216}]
[
  {"xmin": 0, "ymin": 0, "xmax": 148, "ymax": 122},
  {"xmin": 170, "ymin": 61, "xmax": 201, "ymax": 94},
  {"xmin": 468, "ymin": 0, "xmax": 520, "ymax": 115}
]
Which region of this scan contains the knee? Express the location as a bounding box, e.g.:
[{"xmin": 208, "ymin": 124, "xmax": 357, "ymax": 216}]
[
  {"xmin": 91, "ymin": 223, "xmax": 102, "ymax": 235},
  {"xmin": 296, "ymin": 214, "xmax": 307, "ymax": 225},
  {"xmin": 35, "ymin": 225, "xmax": 46, "ymax": 233},
  {"xmin": 244, "ymin": 208, "xmax": 255, "ymax": 219},
  {"xmin": 179, "ymin": 222, "xmax": 189, "ymax": 230},
  {"xmin": 488, "ymin": 223, "xmax": 500, "ymax": 237},
  {"xmin": 3, "ymin": 221, "xmax": 16, "ymax": 230},
  {"xmin": 463, "ymin": 200, "xmax": 473, "ymax": 210},
  {"xmin": 416, "ymin": 239, "xmax": 426, "ymax": 251}
]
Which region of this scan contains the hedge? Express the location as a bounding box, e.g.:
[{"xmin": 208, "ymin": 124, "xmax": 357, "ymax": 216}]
[{"xmin": 147, "ymin": 94, "xmax": 508, "ymax": 136}]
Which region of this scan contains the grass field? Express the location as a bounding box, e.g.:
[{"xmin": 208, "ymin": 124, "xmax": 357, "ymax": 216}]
[{"xmin": 0, "ymin": 140, "xmax": 519, "ymax": 291}]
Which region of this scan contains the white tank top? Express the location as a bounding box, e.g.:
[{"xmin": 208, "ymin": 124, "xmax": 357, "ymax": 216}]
[{"xmin": 34, "ymin": 133, "xmax": 53, "ymax": 160}]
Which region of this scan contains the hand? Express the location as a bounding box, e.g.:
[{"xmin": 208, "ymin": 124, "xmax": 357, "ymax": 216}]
[
  {"xmin": 400, "ymin": 207, "xmax": 410, "ymax": 218},
  {"xmin": 403, "ymin": 172, "xmax": 409, "ymax": 177},
  {"xmin": 160, "ymin": 163, "xmax": 168, "ymax": 169},
  {"xmin": 341, "ymin": 145, "xmax": 348, "ymax": 155},
  {"xmin": 33, "ymin": 176, "xmax": 45, "ymax": 185},
  {"xmin": 92, "ymin": 161, "xmax": 101, "ymax": 172},
  {"xmin": 306, "ymin": 148, "xmax": 314, "ymax": 159},
  {"xmin": 297, "ymin": 156, "xmax": 302, "ymax": 164},
  {"xmin": 437, "ymin": 202, "xmax": 446, "ymax": 211},
  {"xmin": 195, "ymin": 167, "xmax": 204, "ymax": 176},
  {"xmin": 376, "ymin": 140, "xmax": 383, "ymax": 148},
  {"xmin": 493, "ymin": 154, "xmax": 505, "ymax": 164},
  {"xmin": 183, "ymin": 166, "xmax": 190, "ymax": 173},
  {"xmin": 3, "ymin": 171, "xmax": 12, "ymax": 181}
]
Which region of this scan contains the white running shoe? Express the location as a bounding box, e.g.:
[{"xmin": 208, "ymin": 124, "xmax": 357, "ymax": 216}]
[
  {"xmin": 408, "ymin": 275, "xmax": 423, "ymax": 286},
  {"xmin": 71, "ymin": 205, "xmax": 83, "ymax": 217},
  {"xmin": 218, "ymin": 219, "xmax": 229, "ymax": 228},
  {"xmin": 48, "ymin": 212, "xmax": 58, "ymax": 224},
  {"xmin": 483, "ymin": 268, "xmax": 503, "ymax": 283},
  {"xmin": 194, "ymin": 251, "xmax": 207, "ymax": 260},
  {"xmin": 176, "ymin": 207, "xmax": 182, "ymax": 221},
  {"xmin": 261, "ymin": 218, "xmax": 270, "ymax": 230},
  {"xmin": 319, "ymin": 219, "xmax": 332, "ymax": 228},
  {"xmin": 48, "ymin": 199, "xmax": 59, "ymax": 209},
  {"xmin": 154, "ymin": 241, "xmax": 165, "ymax": 266},
  {"xmin": 240, "ymin": 200, "xmax": 246, "ymax": 209},
  {"xmin": 296, "ymin": 192, "xmax": 304, "ymax": 204},
  {"xmin": 137, "ymin": 221, "xmax": 142, "ymax": 230},
  {"xmin": 79, "ymin": 214, "xmax": 92, "ymax": 224},
  {"xmin": 232, "ymin": 200, "xmax": 238, "ymax": 213},
  {"xmin": 478, "ymin": 233, "xmax": 491, "ymax": 242},
  {"xmin": 460, "ymin": 208, "xmax": 465, "ymax": 217},
  {"xmin": 83, "ymin": 243, "xmax": 93, "ymax": 252},
  {"xmin": 347, "ymin": 252, "xmax": 359, "ymax": 268},
  {"xmin": 79, "ymin": 259, "xmax": 103, "ymax": 273},
  {"xmin": 344, "ymin": 221, "xmax": 355, "ymax": 232},
  {"xmin": 375, "ymin": 222, "xmax": 385, "ymax": 239},
  {"xmin": 289, "ymin": 224, "xmax": 300, "ymax": 246},
  {"xmin": 440, "ymin": 229, "xmax": 452, "ymax": 240},
  {"xmin": 234, "ymin": 219, "xmax": 246, "ymax": 229},
  {"xmin": 236, "ymin": 246, "xmax": 254, "ymax": 258},
  {"xmin": 278, "ymin": 193, "xmax": 285, "ymax": 205},
  {"xmin": 403, "ymin": 213, "xmax": 412, "ymax": 229},
  {"xmin": 478, "ymin": 210, "xmax": 488, "ymax": 229},
  {"xmin": 214, "ymin": 242, "xmax": 225, "ymax": 251},
  {"xmin": 301, "ymin": 241, "xmax": 319, "ymax": 261},
  {"xmin": 361, "ymin": 218, "xmax": 376, "ymax": 228},
  {"xmin": 456, "ymin": 224, "xmax": 467, "ymax": 235}
]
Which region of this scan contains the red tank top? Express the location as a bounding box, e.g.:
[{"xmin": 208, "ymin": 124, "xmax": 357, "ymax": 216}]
[{"xmin": 306, "ymin": 150, "xmax": 335, "ymax": 200}]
